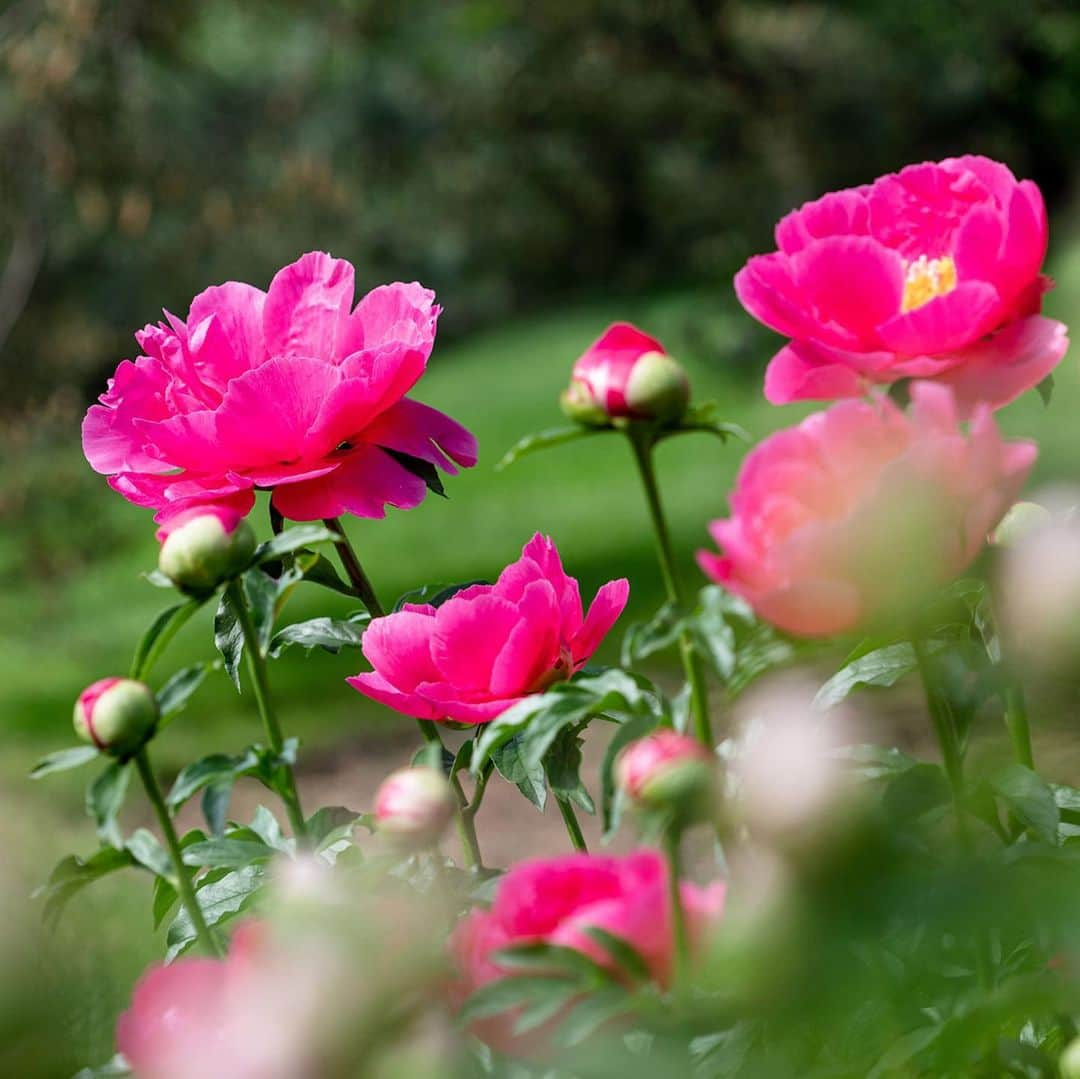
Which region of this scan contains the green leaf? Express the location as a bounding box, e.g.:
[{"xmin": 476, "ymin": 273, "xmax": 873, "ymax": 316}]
[
  {"xmin": 181, "ymin": 836, "xmax": 277, "ymax": 868},
  {"xmin": 814, "ymin": 643, "xmax": 920, "ymax": 710},
  {"xmin": 555, "ymin": 987, "xmax": 631, "ymax": 1047},
  {"xmin": 458, "ymin": 975, "xmax": 584, "ymax": 1027},
  {"xmin": 202, "ymin": 782, "xmax": 233, "ymax": 837},
  {"xmin": 30, "ymin": 745, "xmax": 99, "ymax": 779},
  {"xmin": 152, "ymin": 874, "xmax": 178, "ymax": 930},
  {"xmin": 834, "ymin": 744, "xmax": 920, "ymax": 781},
  {"xmin": 600, "ymin": 713, "xmax": 658, "ymax": 837},
  {"xmin": 512, "ymin": 981, "xmax": 582, "ymax": 1036},
  {"xmin": 381, "ymin": 447, "xmax": 446, "ymax": 496},
  {"xmin": 657, "ymin": 400, "xmax": 751, "ymax": 444},
  {"xmin": 156, "ymin": 663, "xmax": 210, "ymax": 720},
  {"xmin": 125, "ymin": 828, "xmax": 176, "ymax": 882},
  {"xmin": 167, "ymin": 751, "xmax": 259, "ymax": 810},
  {"xmin": 1036, "ymin": 372, "xmax": 1054, "ymax": 407},
  {"xmin": 166, "ymin": 864, "xmax": 264, "ymax": 959},
  {"xmin": 249, "ymin": 805, "xmax": 290, "ymax": 851},
  {"xmin": 214, "ymin": 591, "xmax": 245, "ymax": 691},
  {"xmin": 86, "ymin": 761, "xmax": 132, "ymax": 847},
  {"xmin": 991, "ymin": 764, "xmax": 1060, "ymax": 845},
  {"xmin": 305, "ymin": 806, "xmax": 364, "ymax": 848},
  {"xmin": 299, "ymin": 553, "xmax": 355, "ymax": 596},
  {"xmin": 544, "ymin": 729, "xmax": 594, "ymax": 814},
  {"xmin": 130, "ymin": 598, "xmax": 204, "ymax": 681},
  {"xmin": 882, "ymin": 763, "xmax": 951, "ymax": 821},
  {"xmin": 621, "ymin": 602, "xmax": 683, "ymax": 668},
  {"xmin": 393, "ymin": 580, "xmax": 489, "ymax": 612},
  {"xmin": 73, "ymin": 1052, "xmax": 132, "ymax": 1078},
  {"xmin": 254, "ymin": 524, "xmax": 340, "ymax": 563},
  {"xmin": 581, "ymin": 926, "xmax": 651, "ymax": 983},
  {"xmin": 35, "ymin": 847, "xmax": 136, "ymax": 927},
  {"xmin": 490, "ymin": 736, "xmax": 547, "ymax": 811},
  {"xmin": 268, "ymin": 615, "xmax": 368, "ymax": 657},
  {"xmin": 495, "ymin": 425, "xmax": 606, "ymax": 471},
  {"xmin": 492, "ymin": 940, "xmax": 609, "ymax": 980},
  {"xmin": 244, "ymin": 568, "xmax": 280, "ymax": 654}
]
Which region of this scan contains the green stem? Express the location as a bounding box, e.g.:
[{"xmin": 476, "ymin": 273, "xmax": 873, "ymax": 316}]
[
  {"xmin": 556, "ymin": 795, "xmax": 588, "ymax": 852},
  {"xmin": 226, "ymin": 580, "xmax": 308, "ymax": 842},
  {"xmin": 418, "ymin": 720, "xmax": 486, "ymax": 871},
  {"xmin": 1003, "ymin": 684, "xmax": 1034, "ymax": 770},
  {"xmin": 324, "ymin": 517, "xmax": 385, "ymax": 616},
  {"xmin": 134, "ymin": 749, "xmax": 222, "ymax": 957},
  {"xmin": 627, "ymin": 430, "xmax": 712, "ymax": 746},
  {"xmin": 663, "ymin": 829, "xmax": 689, "ymax": 990}
]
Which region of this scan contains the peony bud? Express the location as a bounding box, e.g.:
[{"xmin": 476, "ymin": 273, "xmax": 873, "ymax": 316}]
[
  {"xmin": 988, "ymin": 500, "xmax": 1052, "ymax": 548},
  {"xmin": 374, "ymin": 767, "xmax": 455, "ymax": 848},
  {"xmin": 157, "ymin": 506, "xmax": 256, "ymax": 594},
  {"xmin": 616, "ymin": 730, "xmax": 714, "ymax": 818},
  {"xmin": 563, "ymin": 322, "xmax": 690, "ymax": 425},
  {"xmin": 1061, "ymin": 1036, "xmax": 1080, "ymax": 1079},
  {"xmin": 74, "ymin": 678, "xmax": 158, "ymax": 756}
]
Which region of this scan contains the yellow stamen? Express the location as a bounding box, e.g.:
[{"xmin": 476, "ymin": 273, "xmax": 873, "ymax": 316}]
[{"xmin": 901, "ymin": 255, "xmax": 957, "ymax": 313}]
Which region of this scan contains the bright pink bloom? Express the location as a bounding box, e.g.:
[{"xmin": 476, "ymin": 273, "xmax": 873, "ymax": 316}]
[
  {"xmin": 698, "ymin": 382, "xmax": 1036, "ymax": 637},
  {"xmin": 735, "ymin": 156, "xmax": 1068, "ymax": 414},
  {"xmin": 616, "ymin": 730, "xmax": 712, "ymax": 803},
  {"xmin": 347, "ymin": 534, "xmax": 629, "ymax": 724},
  {"xmin": 565, "ymin": 322, "xmax": 689, "ymax": 421},
  {"xmin": 82, "ymin": 252, "xmax": 477, "ymax": 530},
  {"xmin": 450, "ymin": 849, "xmax": 724, "ymax": 1055}
]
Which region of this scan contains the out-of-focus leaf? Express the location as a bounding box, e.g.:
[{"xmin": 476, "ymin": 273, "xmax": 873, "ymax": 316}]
[
  {"xmin": 181, "ymin": 836, "xmax": 277, "ymax": 868},
  {"xmin": 991, "ymin": 765, "xmax": 1060, "ymax": 845},
  {"xmin": 166, "ymin": 864, "xmax": 264, "ymax": 960},
  {"xmin": 130, "ymin": 598, "xmax": 204, "ymax": 680},
  {"xmin": 86, "ymin": 760, "xmax": 132, "ymax": 847},
  {"xmin": 656, "ymin": 400, "xmax": 750, "ymax": 444},
  {"xmin": 496, "ymin": 425, "xmax": 606, "ymax": 471},
  {"xmin": 167, "ymin": 750, "xmax": 259, "ymax": 810},
  {"xmin": 814, "ymin": 643, "xmax": 920, "ymax": 710},
  {"xmin": 34, "ymin": 847, "xmax": 135, "ymax": 927},
  {"xmin": 883, "ymin": 763, "xmax": 951, "ymax": 822},
  {"xmin": 555, "ymin": 987, "xmax": 632, "ymax": 1047},
  {"xmin": 30, "ymin": 745, "xmax": 99, "ymax": 779},
  {"xmin": 156, "ymin": 663, "xmax": 210, "ymax": 721},
  {"xmin": 124, "ymin": 828, "xmax": 175, "ymax": 882},
  {"xmin": 600, "ymin": 712, "xmax": 658, "ymax": 837}
]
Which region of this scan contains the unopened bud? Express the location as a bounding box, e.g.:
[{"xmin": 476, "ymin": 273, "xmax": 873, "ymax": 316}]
[
  {"xmin": 989, "ymin": 500, "xmax": 1052, "ymax": 548},
  {"xmin": 564, "ymin": 322, "xmax": 690, "ymax": 426},
  {"xmin": 374, "ymin": 767, "xmax": 455, "ymax": 848},
  {"xmin": 616, "ymin": 730, "xmax": 714, "ymax": 819},
  {"xmin": 74, "ymin": 678, "xmax": 158, "ymax": 756},
  {"xmin": 157, "ymin": 506, "xmax": 256, "ymax": 594},
  {"xmin": 1060, "ymin": 1036, "xmax": 1080, "ymax": 1079}
]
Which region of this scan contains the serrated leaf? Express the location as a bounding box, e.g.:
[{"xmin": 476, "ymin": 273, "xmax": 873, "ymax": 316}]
[
  {"xmin": 86, "ymin": 761, "xmax": 132, "ymax": 847},
  {"xmin": 268, "ymin": 615, "xmax": 368, "ymax": 657},
  {"xmin": 156, "ymin": 663, "xmax": 210, "ymax": 721},
  {"xmin": 130, "ymin": 599, "xmax": 204, "ymax": 681},
  {"xmin": 496, "ymin": 425, "xmax": 606, "ymax": 471},
  {"xmin": 30, "ymin": 745, "xmax": 99, "ymax": 779},
  {"xmin": 991, "ymin": 764, "xmax": 1060, "ymax": 845},
  {"xmin": 254, "ymin": 525, "xmax": 340, "ymax": 563},
  {"xmin": 214, "ymin": 591, "xmax": 245, "ymax": 691}
]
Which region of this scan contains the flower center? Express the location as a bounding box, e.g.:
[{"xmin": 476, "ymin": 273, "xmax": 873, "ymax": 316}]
[{"xmin": 901, "ymin": 255, "xmax": 957, "ymax": 313}]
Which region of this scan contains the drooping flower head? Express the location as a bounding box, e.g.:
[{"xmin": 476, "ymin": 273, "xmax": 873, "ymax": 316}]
[
  {"xmin": 735, "ymin": 156, "xmax": 1068, "ymax": 413},
  {"xmin": 348, "ymin": 534, "xmax": 629, "ymax": 724},
  {"xmin": 698, "ymin": 382, "xmax": 1036, "ymax": 637},
  {"xmin": 82, "ymin": 252, "xmax": 477, "ymax": 531},
  {"xmin": 451, "ymin": 849, "xmax": 724, "ymax": 1056}
]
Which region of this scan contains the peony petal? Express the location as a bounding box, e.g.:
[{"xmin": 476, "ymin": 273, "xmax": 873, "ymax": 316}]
[
  {"xmin": 763, "ymin": 342, "xmax": 866, "ymax": 404},
  {"xmin": 430, "ymin": 593, "xmax": 522, "ymax": 691},
  {"xmin": 411, "ymin": 683, "xmax": 522, "ymax": 724},
  {"xmin": 187, "ymin": 281, "xmax": 267, "ymax": 386},
  {"xmin": 269, "ymin": 444, "xmax": 428, "ymax": 521},
  {"xmin": 363, "ymin": 398, "xmax": 479, "ymax": 473},
  {"xmin": 359, "ymin": 610, "xmax": 441, "ymax": 693},
  {"xmin": 340, "ymin": 281, "xmax": 439, "ymax": 359},
  {"xmin": 571, "ymin": 577, "xmax": 630, "ymax": 665},
  {"xmin": 929, "ymin": 316, "xmax": 1068, "ymax": 417},
  {"xmin": 488, "ymin": 579, "xmax": 562, "ymax": 696},
  {"xmin": 775, "ymin": 188, "xmax": 871, "ymax": 254},
  {"xmin": 345, "ymin": 671, "xmax": 445, "ymax": 721},
  {"xmin": 753, "ymin": 579, "xmax": 863, "ymax": 638},
  {"xmin": 263, "ymin": 252, "xmax": 355, "ymax": 361},
  {"xmin": 734, "ymin": 254, "xmax": 820, "ymax": 341},
  {"xmin": 497, "ymin": 534, "xmax": 584, "ymax": 637},
  {"xmin": 876, "ymin": 281, "xmax": 1002, "ymax": 356}
]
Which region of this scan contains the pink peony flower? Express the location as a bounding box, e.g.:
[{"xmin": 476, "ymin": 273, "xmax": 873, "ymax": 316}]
[
  {"xmin": 82, "ymin": 252, "xmax": 478, "ymax": 529},
  {"xmin": 616, "ymin": 729, "xmax": 714, "ymax": 809},
  {"xmin": 347, "ymin": 534, "xmax": 629, "ymax": 724},
  {"xmin": 562, "ymin": 322, "xmax": 689, "ymax": 423},
  {"xmin": 116, "ymin": 924, "xmax": 319, "ymax": 1079},
  {"xmin": 735, "ymin": 155, "xmax": 1068, "ymax": 414},
  {"xmin": 697, "ymin": 382, "xmax": 1036, "ymax": 637},
  {"xmin": 450, "ymin": 849, "xmax": 724, "ymax": 1056}
]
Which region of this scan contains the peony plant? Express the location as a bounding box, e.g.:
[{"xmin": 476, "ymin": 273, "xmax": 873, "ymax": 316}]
[{"xmin": 30, "ymin": 155, "xmax": 1080, "ymax": 1079}]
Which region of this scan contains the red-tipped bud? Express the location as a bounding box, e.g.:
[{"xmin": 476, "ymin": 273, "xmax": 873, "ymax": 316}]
[
  {"xmin": 374, "ymin": 767, "xmax": 455, "ymax": 848},
  {"xmin": 157, "ymin": 505, "xmax": 256, "ymax": 594},
  {"xmin": 616, "ymin": 730, "xmax": 714, "ymax": 817},
  {"xmin": 74, "ymin": 678, "xmax": 158, "ymax": 756},
  {"xmin": 562, "ymin": 322, "xmax": 690, "ymax": 426}
]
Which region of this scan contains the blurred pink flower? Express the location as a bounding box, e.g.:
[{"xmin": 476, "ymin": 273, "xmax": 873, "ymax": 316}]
[
  {"xmin": 450, "ymin": 849, "xmax": 724, "ymax": 1056},
  {"xmin": 735, "ymin": 156, "xmax": 1068, "ymax": 413},
  {"xmin": 347, "ymin": 534, "xmax": 629, "ymax": 724},
  {"xmin": 82, "ymin": 252, "xmax": 477, "ymax": 530},
  {"xmin": 697, "ymin": 382, "xmax": 1036, "ymax": 637},
  {"xmin": 374, "ymin": 766, "xmax": 456, "ymax": 847},
  {"xmin": 616, "ymin": 729, "xmax": 713, "ymax": 804}
]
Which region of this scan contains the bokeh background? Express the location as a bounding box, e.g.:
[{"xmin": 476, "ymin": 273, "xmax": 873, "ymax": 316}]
[{"xmin": 3, "ymin": 2, "xmax": 1080, "ymax": 1073}]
